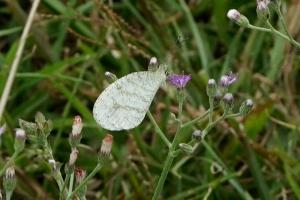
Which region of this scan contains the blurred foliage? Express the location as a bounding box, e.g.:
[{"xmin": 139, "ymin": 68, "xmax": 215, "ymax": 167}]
[{"xmin": 0, "ymin": 0, "xmax": 300, "ymax": 199}]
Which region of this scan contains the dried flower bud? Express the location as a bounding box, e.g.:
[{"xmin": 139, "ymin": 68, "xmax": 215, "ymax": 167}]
[
  {"xmin": 179, "ymin": 143, "xmax": 193, "ymax": 154},
  {"xmin": 14, "ymin": 128, "xmax": 26, "ymax": 152},
  {"xmin": 227, "ymin": 9, "xmax": 249, "ymax": 27},
  {"xmin": 105, "ymin": 71, "xmax": 117, "ymax": 82},
  {"xmin": 99, "ymin": 134, "xmax": 113, "ymax": 161},
  {"xmin": 3, "ymin": 166, "xmax": 16, "ymax": 196},
  {"xmin": 192, "ymin": 130, "xmax": 203, "ymax": 142},
  {"xmin": 75, "ymin": 168, "xmax": 86, "ymax": 184},
  {"xmin": 222, "ymin": 93, "xmax": 234, "ymax": 113},
  {"xmin": 69, "ymin": 116, "xmax": 83, "ymax": 148},
  {"xmin": 69, "ymin": 148, "xmax": 79, "ymax": 167},
  {"xmin": 206, "ymin": 79, "xmax": 217, "ymax": 98},
  {"xmin": 239, "ymin": 99, "xmax": 254, "ymax": 116}
]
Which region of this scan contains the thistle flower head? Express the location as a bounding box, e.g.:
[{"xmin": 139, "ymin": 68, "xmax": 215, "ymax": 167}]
[
  {"xmin": 222, "ymin": 93, "xmax": 234, "ymax": 112},
  {"xmin": 167, "ymin": 74, "xmax": 191, "ymax": 89},
  {"xmin": 148, "ymin": 57, "xmax": 159, "ymax": 72},
  {"xmin": 48, "ymin": 159, "xmax": 57, "ymax": 170},
  {"xmin": 220, "ymin": 72, "xmax": 237, "ymax": 88}
]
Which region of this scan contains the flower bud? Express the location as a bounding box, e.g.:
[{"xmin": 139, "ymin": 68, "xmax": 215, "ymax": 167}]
[
  {"xmin": 14, "ymin": 128, "xmax": 26, "ymax": 153},
  {"xmin": 227, "ymin": 9, "xmax": 249, "ymax": 27},
  {"xmin": 105, "ymin": 71, "xmax": 117, "ymax": 82},
  {"xmin": 192, "ymin": 130, "xmax": 203, "ymax": 142},
  {"xmin": 75, "ymin": 168, "xmax": 87, "ymax": 198},
  {"xmin": 19, "ymin": 119, "xmax": 37, "ymax": 136},
  {"xmin": 206, "ymin": 79, "xmax": 217, "ymax": 98},
  {"xmin": 48, "ymin": 159, "xmax": 57, "ymax": 170},
  {"xmin": 179, "ymin": 143, "xmax": 194, "ymax": 154},
  {"xmin": 148, "ymin": 57, "xmax": 159, "ymax": 72},
  {"xmin": 239, "ymin": 99, "xmax": 254, "ymax": 116},
  {"xmin": 75, "ymin": 168, "xmax": 86, "ymax": 184},
  {"xmin": 99, "ymin": 134, "xmax": 113, "ymax": 162},
  {"xmin": 257, "ymin": 0, "xmax": 270, "ymax": 20},
  {"xmin": 69, "ymin": 116, "xmax": 83, "ymax": 148},
  {"xmin": 3, "ymin": 166, "xmax": 16, "ymax": 197},
  {"xmin": 222, "ymin": 93, "xmax": 234, "ymax": 113},
  {"xmin": 69, "ymin": 148, "xmax": 79, "ymax": 167},
  {"xmin": 213, "ymin": 90, "xmax": 223, "ymax": 106}
]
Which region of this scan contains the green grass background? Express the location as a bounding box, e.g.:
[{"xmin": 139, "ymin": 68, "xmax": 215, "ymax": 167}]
[{"xmin": 1, "ymin": 0, "xmax": 300, "ymax": 199}]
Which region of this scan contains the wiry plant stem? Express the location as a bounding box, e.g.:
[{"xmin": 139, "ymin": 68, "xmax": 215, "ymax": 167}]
[{"xmin": 0, "ymin": 0, "xmax": 41, "ymax": 121}]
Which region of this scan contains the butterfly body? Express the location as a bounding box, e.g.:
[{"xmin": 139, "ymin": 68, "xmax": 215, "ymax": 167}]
[{"xmin": 93, "ymin": 66, "xmax": 166, "ymax": 131}]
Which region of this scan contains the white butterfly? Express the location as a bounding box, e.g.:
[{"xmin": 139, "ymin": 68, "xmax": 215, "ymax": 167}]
[{"xmin": 93, "ymin": 65, "xmax": 166, "ymax": 131}]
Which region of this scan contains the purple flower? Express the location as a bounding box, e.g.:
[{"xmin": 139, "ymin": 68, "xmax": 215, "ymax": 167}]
[
  {"xmin": 220, "ymin": 72, "xmax": 237, "ymax": 88},
  {"xmin": 167, "ymin": 74, "xmax": 191, "ymax": 89}
]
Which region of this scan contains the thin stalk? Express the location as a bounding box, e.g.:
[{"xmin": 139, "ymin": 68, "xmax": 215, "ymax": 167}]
[
  {"xmin": 208, "ymin": 97, "xmax": 214, "ymax": 124},
  {"xmin": 147, "ymin": 111, "xmax": 171, "ymax": 148},
  {"xmin": 152, "ymin": 90, "xmax": 185, "ymax": 200},
  {"xmin": 0, "ymin": 0, "xmax": 41, "ymax": 121},
  {"xmin": 181, "ymin": 110, "xmax": 209, "ymax": 129},
  {"xmin": 6, "ymin": 191, "xmax": 12, "ymax": 200},
  {"xmin": 66, "ymin": 163, "xmax": 102, "ymax": 200},
  {"xmin": 266, "ymin": 20, "xmax": 300, "ymax": 49},
  {"xmin": 67, "ymin": 172, "xmax": 75, "ymax": 198}
]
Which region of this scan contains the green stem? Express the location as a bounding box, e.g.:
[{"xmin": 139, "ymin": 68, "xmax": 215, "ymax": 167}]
[
  {"xmin": 66, "ymin": 163, "xmax": 102, "ymax": 200},
  {"xmin": 181, "ymin": 110, "xmax": 209, "ymax": 129},
  {"xmin": 60, "ymin": 173, "xmax": 70, "ymax": 200},
  {"xmin": 147, "ymin": 111, "xmax": 171, "ymax": 148},
  {"xmin": 208, "ymin": 97, "xmax": 214, "ymax": 124},
  {"xmin": 152, "ymin": 90, "xmax": 185, "ymax": 200},
  {"xmin": 67, "ymin": 172, "xmax": 74, "ymax": 199},
  {"xmin": 6, "ymin": 191, "xmax": 12, "ymax": 200},
  {"xmin": 266, "ymin": 20, "xmax": 300, "ymax": 49},
  {"xmin": 248, "ymin": 23, "xmax": 300, "ymax": 49},
  {"xmin": 0, "ymin": 152, "xmax": 19, "ymax": 176}
]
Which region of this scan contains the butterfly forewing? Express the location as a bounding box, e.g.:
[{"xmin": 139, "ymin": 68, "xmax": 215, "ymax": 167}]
[{"xmin": 93, "ymin": 69, "xmax": 166, "ymax": 131}]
